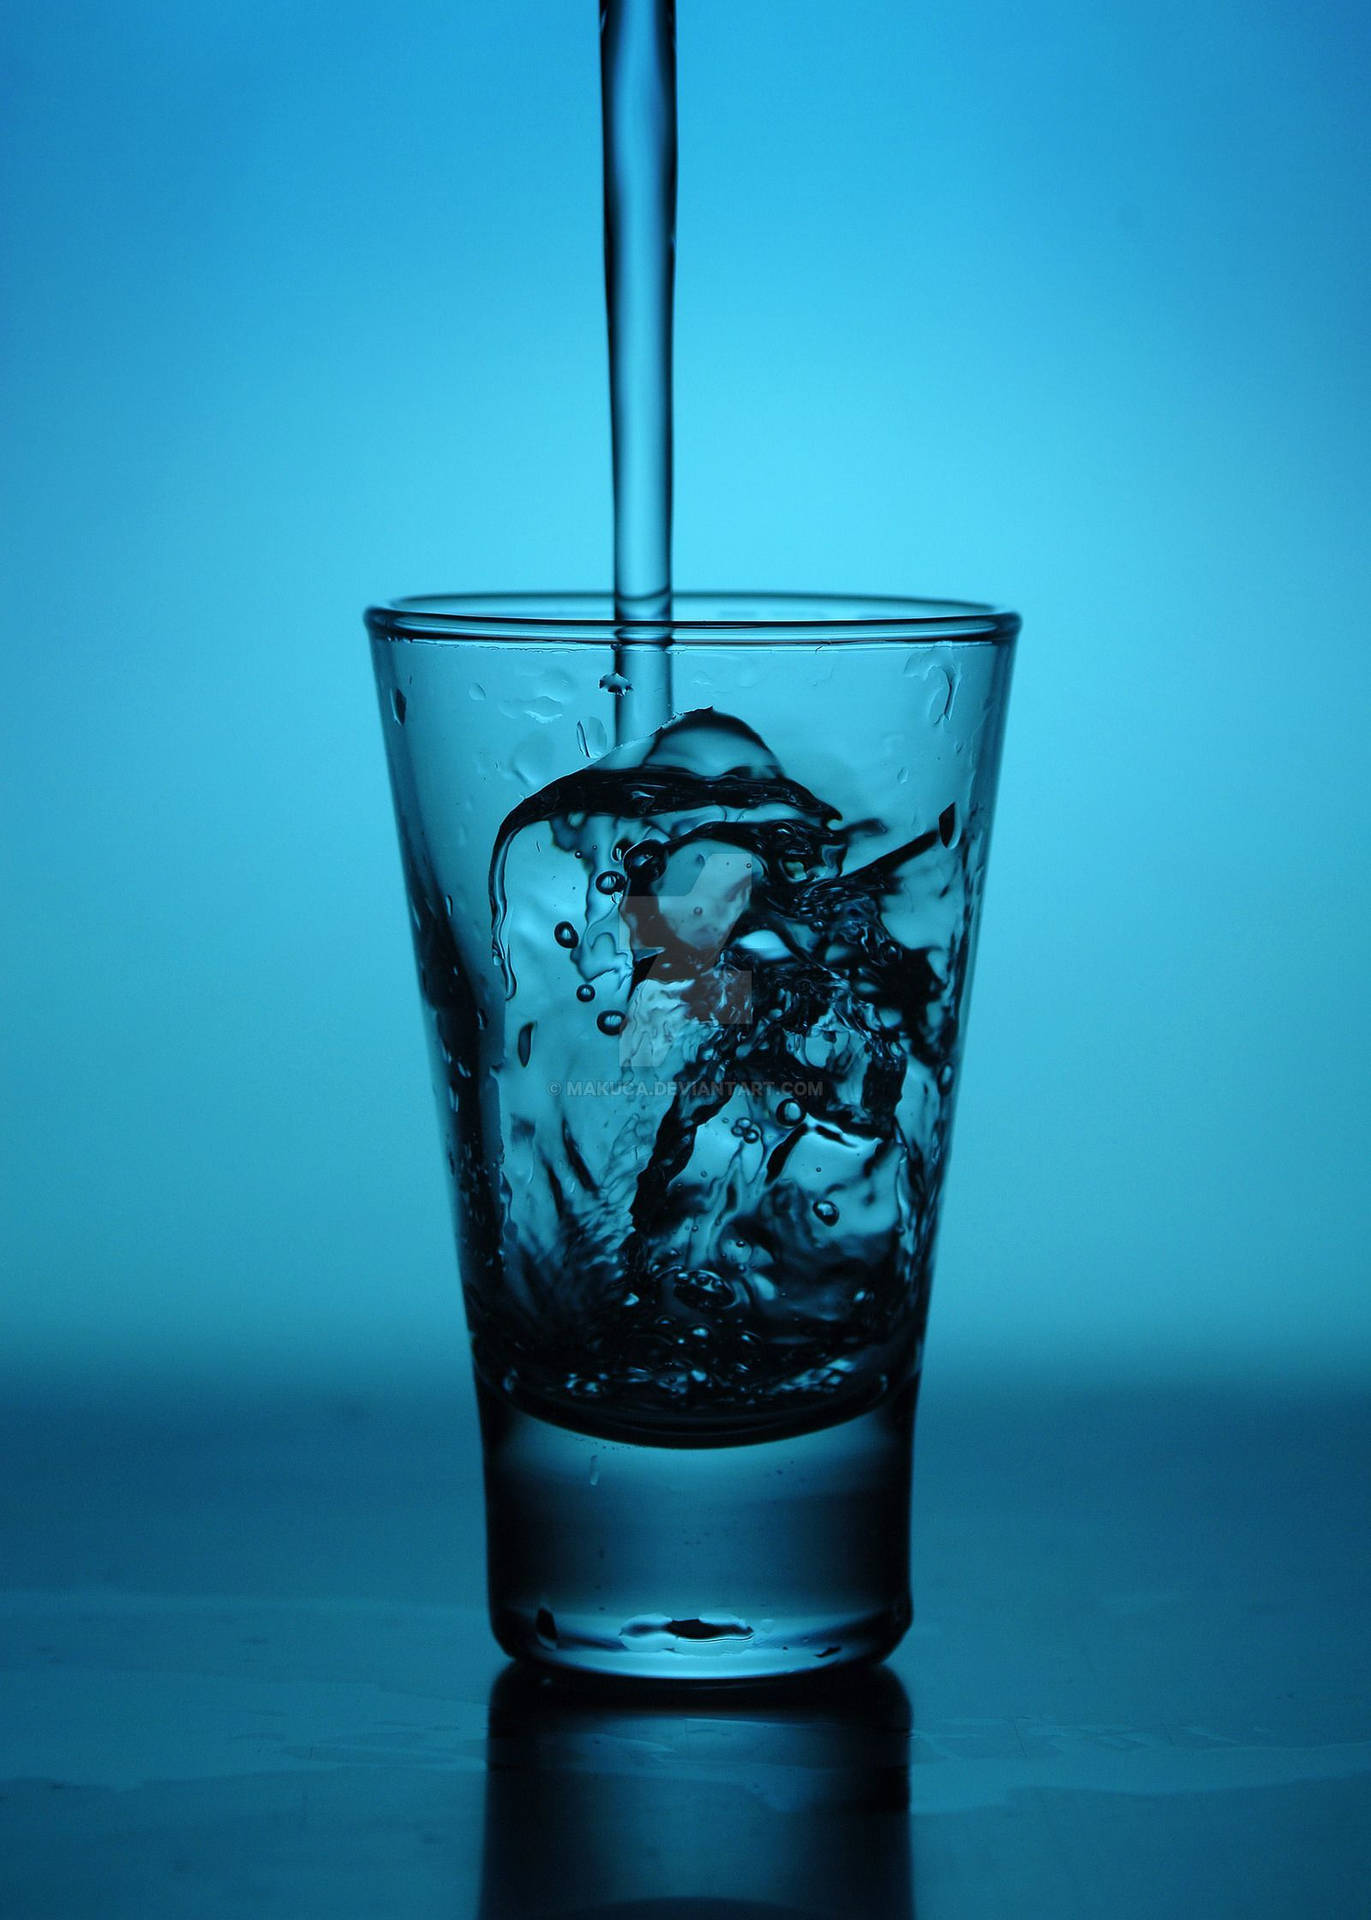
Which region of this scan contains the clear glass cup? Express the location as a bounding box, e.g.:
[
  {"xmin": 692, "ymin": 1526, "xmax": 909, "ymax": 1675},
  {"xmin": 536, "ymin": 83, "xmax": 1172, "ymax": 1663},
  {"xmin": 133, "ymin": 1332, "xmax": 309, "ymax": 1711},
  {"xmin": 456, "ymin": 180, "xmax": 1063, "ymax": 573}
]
[{"xmin": 366, "ymin": 592, "xmax": 1018, "ymax": 1680}]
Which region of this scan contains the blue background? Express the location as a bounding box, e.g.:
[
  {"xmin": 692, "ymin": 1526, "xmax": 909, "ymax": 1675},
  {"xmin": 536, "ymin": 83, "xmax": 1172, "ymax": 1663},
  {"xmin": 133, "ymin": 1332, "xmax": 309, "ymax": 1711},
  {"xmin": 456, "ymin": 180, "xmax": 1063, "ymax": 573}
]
[{"xmin": 4, "ymin": 0, "xmax": 1369, "ymax": 1397}]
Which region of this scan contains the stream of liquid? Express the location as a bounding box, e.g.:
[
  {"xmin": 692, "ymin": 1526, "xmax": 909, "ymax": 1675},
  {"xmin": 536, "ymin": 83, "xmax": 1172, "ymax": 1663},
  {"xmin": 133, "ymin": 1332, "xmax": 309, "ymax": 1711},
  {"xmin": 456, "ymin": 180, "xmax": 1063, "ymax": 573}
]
[{"xmin": 600, "ymin": 0, "xmax": 676, "ymax": 740}]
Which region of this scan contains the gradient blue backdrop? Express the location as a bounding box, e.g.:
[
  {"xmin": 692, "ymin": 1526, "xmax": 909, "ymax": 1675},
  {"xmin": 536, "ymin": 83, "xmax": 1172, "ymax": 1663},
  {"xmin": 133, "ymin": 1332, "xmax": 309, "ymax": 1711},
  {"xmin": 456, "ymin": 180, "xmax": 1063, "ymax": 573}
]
[{"xmin": 4, "ymin": 0, "xmax": 1368, "ymax": 1393}]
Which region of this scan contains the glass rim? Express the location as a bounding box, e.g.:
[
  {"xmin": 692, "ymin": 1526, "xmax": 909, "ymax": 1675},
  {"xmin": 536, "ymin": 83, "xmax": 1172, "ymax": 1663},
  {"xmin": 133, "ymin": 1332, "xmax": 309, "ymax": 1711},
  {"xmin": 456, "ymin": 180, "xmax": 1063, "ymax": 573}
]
[{"xmin": 365, "ymin": 590, "xmax": 1020, "ymax": 647}]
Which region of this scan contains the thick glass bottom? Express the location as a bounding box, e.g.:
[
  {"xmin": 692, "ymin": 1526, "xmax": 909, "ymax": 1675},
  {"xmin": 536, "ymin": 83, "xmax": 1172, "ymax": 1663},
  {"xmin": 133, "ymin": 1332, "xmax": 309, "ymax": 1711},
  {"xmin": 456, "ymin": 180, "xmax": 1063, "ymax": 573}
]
[{"xmin": 477, "ymin": 1374, "xmax": 917, "ymax": 1682}]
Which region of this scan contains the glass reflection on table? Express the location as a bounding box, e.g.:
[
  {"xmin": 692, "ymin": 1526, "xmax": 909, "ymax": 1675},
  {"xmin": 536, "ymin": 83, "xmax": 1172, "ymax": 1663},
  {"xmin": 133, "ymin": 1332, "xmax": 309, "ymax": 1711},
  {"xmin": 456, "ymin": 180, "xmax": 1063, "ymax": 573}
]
[{"xmin": 478, "ymin": 1663, "xmax": 914, "ymax": 1919}]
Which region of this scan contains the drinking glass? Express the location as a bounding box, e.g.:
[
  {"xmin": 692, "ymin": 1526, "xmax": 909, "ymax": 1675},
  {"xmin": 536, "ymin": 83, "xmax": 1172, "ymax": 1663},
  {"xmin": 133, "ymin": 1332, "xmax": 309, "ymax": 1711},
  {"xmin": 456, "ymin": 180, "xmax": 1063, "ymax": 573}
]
[{"xmin": 366, "ymin": 592, "xmax": 1017, "ymax": 1680}]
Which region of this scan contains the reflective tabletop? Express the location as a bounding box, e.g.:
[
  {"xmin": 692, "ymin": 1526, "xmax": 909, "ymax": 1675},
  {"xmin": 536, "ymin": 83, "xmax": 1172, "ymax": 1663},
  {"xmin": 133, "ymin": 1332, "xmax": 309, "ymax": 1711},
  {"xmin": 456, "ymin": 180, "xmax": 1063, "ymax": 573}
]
[{"xmin": 2, "ymin": 1373, "xmax": 1367, "ymax": 1916}]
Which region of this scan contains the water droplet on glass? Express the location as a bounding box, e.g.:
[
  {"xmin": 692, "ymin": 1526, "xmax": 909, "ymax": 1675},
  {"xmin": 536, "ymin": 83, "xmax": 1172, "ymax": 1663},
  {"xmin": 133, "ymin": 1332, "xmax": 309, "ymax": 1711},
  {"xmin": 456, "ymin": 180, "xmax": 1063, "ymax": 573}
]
[
  {"xmin": 469, "ymin": 683, "xmax": 486, "ymax": 701},
  {"xmin": 597, "ymin": 1009, "xmax": 626, "ymax": 1037},
  {"xmin": 938, "ymin": 802, "xmax": 960, "ymax": 848},
  {"xmin": 923, "ymin": 661, "xmax": 956, "ymax": 724},
  {"xmin": 516, "ymin": 1022, "xmax": 534, "ymax": 1067},
  {"xmin": 512, "ymin": 738, "xmax": 558, "ymax": 791},
  {"xmin": 599, "ymin": 671, "xmax": 631, "ymax": 697},
  {"xmin": 554, "ymin": 921, "xmax": 578, "ymax": 949},
  {"xmin": 515, "ymin": 694, "xmax": 565, "ymax": 722},
  {"xmin": 390, "ymin": 687, "xmax": 407, "ymax": 724}
]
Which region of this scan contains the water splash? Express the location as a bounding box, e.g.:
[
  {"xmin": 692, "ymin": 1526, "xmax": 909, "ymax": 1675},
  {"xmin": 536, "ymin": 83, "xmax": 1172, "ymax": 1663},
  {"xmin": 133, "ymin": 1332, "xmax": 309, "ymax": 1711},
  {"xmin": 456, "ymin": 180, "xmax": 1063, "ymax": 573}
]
[{"xmin": 467, "ymin": 707, "xmax": 977, "ymax": 1439}]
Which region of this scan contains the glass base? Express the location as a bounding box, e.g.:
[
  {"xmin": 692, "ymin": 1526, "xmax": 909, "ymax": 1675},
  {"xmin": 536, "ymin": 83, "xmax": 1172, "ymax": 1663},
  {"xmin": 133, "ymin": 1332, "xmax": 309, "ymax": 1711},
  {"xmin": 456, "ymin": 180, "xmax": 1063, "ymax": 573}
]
[{"xmin": 477, "ymin": 1375, "xmax": 917, "ymax": 1682}]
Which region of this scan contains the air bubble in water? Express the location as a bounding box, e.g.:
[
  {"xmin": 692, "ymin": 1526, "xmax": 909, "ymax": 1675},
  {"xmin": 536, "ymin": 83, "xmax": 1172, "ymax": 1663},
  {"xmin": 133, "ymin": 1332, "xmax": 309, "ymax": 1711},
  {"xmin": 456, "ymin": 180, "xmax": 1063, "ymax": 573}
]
[
  {"xmin": 813, "ymin": 1200, "xmax": 840, "ymax": 1227},
  {"xmin": 777, "ymin": 1098, "xmax": 803, "ymax": 1126},
  {"xmin": 576, "ymin": 982, "xmax": 596, "ymax": 1003},
  {"xmin": 554, "ymin": 921, "xmax": 579, "ymax": 949},
  {"xmin": 596, "ymin": 870, "xmax": 627, "ymax": 895},
  {"xmin": 390, "ymin": 688, "xmax": 407, "ymax": 724},
  {"xmin": 599, "ymin": 671, "xmax": 632, "ymax": 697},
  {"xmin": 516, "ymin": 1022, "xmax": 535, "ymax": 1067},
  {"xmin": 624, "ymin": 842, "xmax": 666, "ymax": 886},
  {"xmin": 597, "ymin": 1009, "xmax": 626, "ymax": 1036}
]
